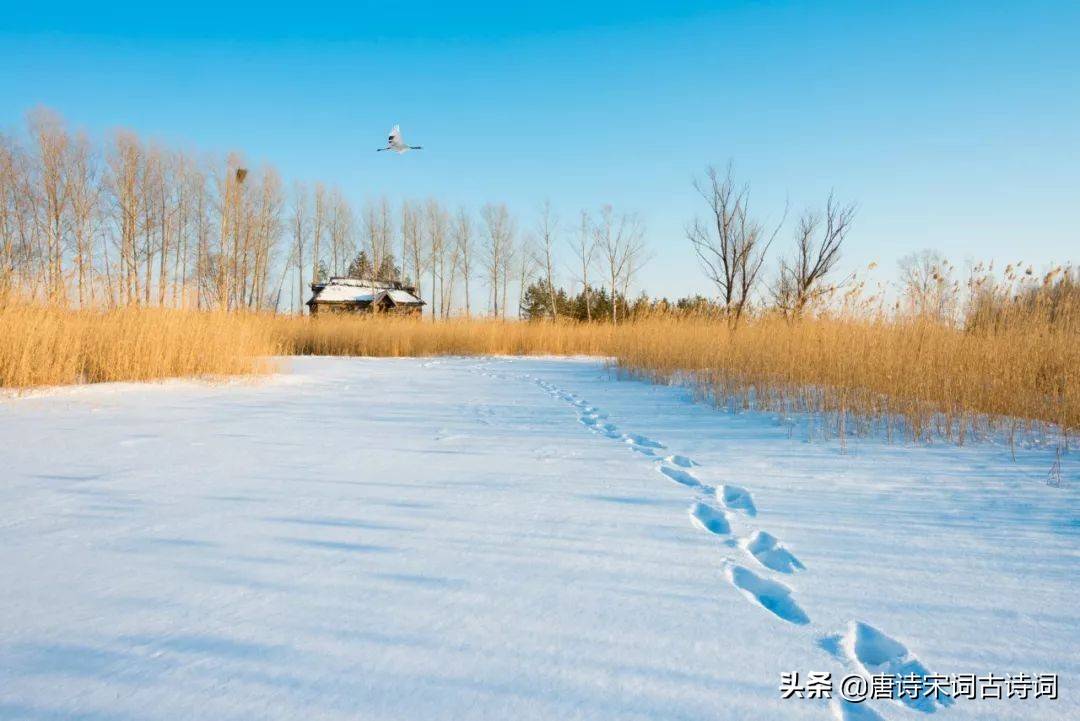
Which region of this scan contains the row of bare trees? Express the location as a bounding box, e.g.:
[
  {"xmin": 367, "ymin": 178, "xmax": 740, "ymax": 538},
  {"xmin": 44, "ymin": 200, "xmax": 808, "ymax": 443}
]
[
  {"xmin": 2, "ymin": 108, "xmax": 652, "ymax": 319},
  {"xmin": 685, "ymin": 162, "xmax": 1078, "ymax": 330},
  {"xmin": 351, "ymin": 198, "xmax": 645, "ymax": 322},
  {"xmin": 688, "ymin": 162, "xmax": 857, "ymax": 324},
  {"xmin": 498, "ymin": 201, "xmax": 648, "ymax": 323},
  {"xmin": 2, "ymin": 109, "xmax": 288, "ymax": 310},
  {"xmin": 286, "ymin": 190, "xmax": 648, "ymax": 322}
]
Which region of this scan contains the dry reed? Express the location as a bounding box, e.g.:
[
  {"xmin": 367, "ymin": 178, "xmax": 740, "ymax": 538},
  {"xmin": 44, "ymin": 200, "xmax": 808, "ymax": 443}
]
[
  {"xmin": 274, "ymin": 315, "xmax": 617, "ymax": 357},
  {"xmin": 3, "ymin": 304, "xmax": 1075, "ymax": 444},
  {"xmin": 608, "ymin": 315, "xmax": 1077, "ymax": 443},
  {"xmin": 0, "ymin": 302, "xmax": 279, "ymax": 389}
]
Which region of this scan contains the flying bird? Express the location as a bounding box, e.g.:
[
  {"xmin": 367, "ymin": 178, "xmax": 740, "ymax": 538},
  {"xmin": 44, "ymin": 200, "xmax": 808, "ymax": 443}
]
[{"xmin": 377, "ymin": 125, "xmax": 423, "ymax": 154}]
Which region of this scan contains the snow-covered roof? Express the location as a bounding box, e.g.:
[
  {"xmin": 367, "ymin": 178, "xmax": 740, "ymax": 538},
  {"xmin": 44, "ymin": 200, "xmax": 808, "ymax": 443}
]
[
  {"xmin": 308, "ymin": 278, "xmax": 424, "ymax": 306},
  {"xmin": 312, "ymin": 285, "xmax": 378, "ymax": 303},
  {"xmin": 324, "ymin": 277, "xmax": 401, "ymax": 290},
  {"xmin": 387, "ymin": 289, "xmax": 423, "ymax": 304}
]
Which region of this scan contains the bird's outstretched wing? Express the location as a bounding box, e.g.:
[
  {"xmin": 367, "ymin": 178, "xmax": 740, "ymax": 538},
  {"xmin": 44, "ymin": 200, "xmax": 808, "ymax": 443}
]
[{"xmin": 388, "ymin": 125, "xmax": 401, "ymax": 144}]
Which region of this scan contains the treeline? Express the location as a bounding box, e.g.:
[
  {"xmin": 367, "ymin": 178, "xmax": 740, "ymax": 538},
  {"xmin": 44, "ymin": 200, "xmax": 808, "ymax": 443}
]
[
  {"xmin": 3, "ymin": 107, "xmax": 1074, "ymax": 329},
  {"xmin": 679, "ymin": 163, "xmax": 1077, "ymax": 331},
  {"xmin": 302, "ymin": 197, "xmax": 649, "ymax": 322},
  {"xmin": 0, "ymin": 108, "xmax": 650, "ymax": 320},
  {"xmin": 1, "ymin": 108, "xmax": 288, "ymax": 310},
  {"xmin": 520, "ymin": 279, "xmax": 724, "ymax": 321},
  {"xmin": 521, "ymin": 254, "xmax": 1079, "ymax": 332}
]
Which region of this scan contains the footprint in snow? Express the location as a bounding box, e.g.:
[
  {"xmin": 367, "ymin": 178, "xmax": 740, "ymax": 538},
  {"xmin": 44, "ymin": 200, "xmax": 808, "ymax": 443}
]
[
  {"xmin": 658, "ymin": 465, "xmax": 703, "ymax": 489},
  {"xmin": 688, "ymin": 501, "xmax": 730, "ymax": 535},
  {"xmin": 599, "ymin": 424, "xmax": 622, "ymax": 439},
  {"xmin": 724, "ymin": 563, "xmax": 810, "ymax": 625},
  {"xmin": 663, "ymin": 454, "xmax": 698, "ymax": 468},
  {"xmin": 830, "ymin": 622, "xmax": 952, "ymax": 713},
  {"xmin": 621, "ymin": 433, "xmax": 665, "ymax": 449},
  {"xmin": 718, "ymin": 484, "xmax": 757, "ymax": 516},
  {"xmin": 741, "ymin": 531, "xmax": 805, "ymax": 574},
  {"xmin": 578, "ymin": 415, "xmax": 601, "ymax": 427}
]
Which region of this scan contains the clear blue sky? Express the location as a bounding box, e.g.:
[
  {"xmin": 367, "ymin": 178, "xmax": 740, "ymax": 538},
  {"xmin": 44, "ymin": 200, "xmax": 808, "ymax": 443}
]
[{"xmin": 1, "ymin": 1, "xmax": 1077, "ymax": 299}]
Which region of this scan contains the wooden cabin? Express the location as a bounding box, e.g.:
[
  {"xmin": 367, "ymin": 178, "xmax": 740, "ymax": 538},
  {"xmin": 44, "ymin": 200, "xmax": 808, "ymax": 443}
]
[{"xmin": 306, "ymin": 277, "xmax": 425, "ymax": 317}]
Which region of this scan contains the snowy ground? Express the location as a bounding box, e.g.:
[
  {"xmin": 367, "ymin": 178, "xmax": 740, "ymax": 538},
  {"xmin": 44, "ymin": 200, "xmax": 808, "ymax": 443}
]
[{"xmin": 0, "ymin": 356, "xmax": 1076, "ymax": 721}]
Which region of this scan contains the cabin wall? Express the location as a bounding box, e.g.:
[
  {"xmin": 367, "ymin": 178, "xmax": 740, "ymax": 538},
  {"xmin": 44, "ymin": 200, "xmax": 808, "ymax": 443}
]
[
  {"xmin": 308, "ymin": 302, "xmax": 422, "ymax": 317},
  {"xmin": 309, "ymin": 302, "xmax": 372, "ymax": 316}
]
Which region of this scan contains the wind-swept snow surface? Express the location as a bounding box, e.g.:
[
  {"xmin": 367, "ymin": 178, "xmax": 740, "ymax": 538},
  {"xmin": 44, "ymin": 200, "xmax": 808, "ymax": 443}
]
[{"xmin": 1, "ymin": 357, "xmax": 1076, "ymax": 720}]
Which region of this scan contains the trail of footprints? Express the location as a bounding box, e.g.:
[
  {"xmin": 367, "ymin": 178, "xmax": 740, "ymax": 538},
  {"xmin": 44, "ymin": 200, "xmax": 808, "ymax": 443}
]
[
  {"xmin": 521, "ymin": 369, "xmax": 952, "ymax": 718},
  {"xmin": 529, "ymin": 375, "xmax": 812, "ymax": 624},
  {"xmin": 464, "ymin": 362, "xmax": 949, "ymax": 717}
]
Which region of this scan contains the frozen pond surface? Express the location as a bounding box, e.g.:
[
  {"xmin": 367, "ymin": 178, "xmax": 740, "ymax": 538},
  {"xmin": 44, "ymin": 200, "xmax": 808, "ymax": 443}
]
[{"xmin": 1, "ymin": 356, "xmax": 1076, "ymax": 720}]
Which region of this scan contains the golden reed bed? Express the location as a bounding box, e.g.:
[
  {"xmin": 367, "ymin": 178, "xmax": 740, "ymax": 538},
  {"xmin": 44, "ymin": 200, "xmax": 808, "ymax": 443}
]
[{"xmin": 2, "ymin": 305, "xmax": 1075, "ymax": 442}]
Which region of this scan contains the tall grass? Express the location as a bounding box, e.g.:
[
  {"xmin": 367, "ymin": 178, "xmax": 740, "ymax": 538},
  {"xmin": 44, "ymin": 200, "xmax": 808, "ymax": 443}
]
[
  {"xmin": 0, "ymin": 302, "xmax": 279, "ymax": 389},
  {"xmin": 609, "ymin": 316, "xmax": 1077, "ymax": 443},
  {"xmin": 274, "ymin": 315, "xmax": 618, "ymax": 357},
  {"xmin": 3, "ymin": 303, "xmax": 1075, "ymax": 444}
]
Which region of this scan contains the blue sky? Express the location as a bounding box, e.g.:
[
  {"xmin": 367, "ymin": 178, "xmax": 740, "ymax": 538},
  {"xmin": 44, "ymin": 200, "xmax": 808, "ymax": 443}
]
[{"xmin": 2, "ymin": 1, "xmax": 1077, "ymax": 299}]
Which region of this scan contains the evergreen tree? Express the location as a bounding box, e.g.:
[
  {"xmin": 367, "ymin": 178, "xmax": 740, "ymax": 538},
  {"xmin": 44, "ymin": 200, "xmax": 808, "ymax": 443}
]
[
  {"xmin": 376, "ymin": 253, "xmax": 401, "ymax": 282},
  {"xmin": 346, "ymin": 250, "xmax": 374, "ymax": 279},
  {"xmin": 521, "ymin": 278, "xmax": 561, "ymax": 320},
  {"xmin": 519, "ymin": 280, "xmax": 725, "ymax": 322}
]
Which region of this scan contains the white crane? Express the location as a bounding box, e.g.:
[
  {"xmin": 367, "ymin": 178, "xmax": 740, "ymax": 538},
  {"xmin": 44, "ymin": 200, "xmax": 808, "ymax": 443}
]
[{"xmin": 377, "ymin": 125, "xmax": 423, "ymax": 154}]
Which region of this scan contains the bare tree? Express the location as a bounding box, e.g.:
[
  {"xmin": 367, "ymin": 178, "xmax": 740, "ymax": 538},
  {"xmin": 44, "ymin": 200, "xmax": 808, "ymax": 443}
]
[
  {"xmin": 569, "ymin": 210, "xmax": 596, "ymax": 321},
  {"xmin": 68, "ymin": 132, "xmax": 100, "ymax": 307},
  {"xmin": 140, "ymin": 144, "xmax": 164, "ymax": 305},
  {"xmin": 0, "ymin": 134, "xmax": 21, "ymax": 294},
  {"xmin": 170, "ymin": 152, "xmax": 195, "ymax": 308},
  {"xmin": 212, "ymin": 155, "xmax": 245, "ymax": 309},
  {"xmin": 251, "ymin": 167, "xmax": 284, "ymax": 309},
  {"xmin": 534, "ymin": 200, "xmax": 559, "ymax": 318},
  {"xmin": 453, "ymin": 207, "xmax": 474, "ymax": 318},
  {"xmin": 155, "ymin": 148, "xmax": 178, "ymax": 307},
  {"xmin": 517, "ymin": 233, "xmax": 538, "ymax": 319},
  {"xmin": 500, "ymin": 233, "xmax": 515, "ymax": 320},
  {"xmin": 106, "ymin": 130, "xmax": 144, "ymax": 306},
  {"xmin": 481, "ymin": 203, "xmax": 514, "ymax": 318},
  {"xmin": 0, "ymin": 131, "xmax": 40, "ymax": 297},
  {"xmin": 291, "ymin": 182, "xmax": 310, "ymax": 312},
  {"xmin": 441, "ymin": 239, "xmax": 460, "ymax": 319},
  {"xmin": 433, "ymin": 202, "xmax": 459, "ymax": 319},
  {"xmin": 773, "ymin": 193, "xmax": 856, "ymax": 317},
  {"xmin": 425, "ymin": 198, "xmax": 451, "ymax": 320},
  {"xmin": 593, "ymin": 204, "xmax": 647, "ymax": 324},
  {"xmin": 190, "ymin": 158, "xmax": 210, "ymax": 309},
  {"xmin": 364, "ymin": 196, "xmax": 394, "ymax": 281},
  {"xmin": 248, "ymin": 168, "xmax": 284, "ymax": 310},
  {"xmin": 29, "ymin": 108, "xmax": 72, "ymax": 303},
  {"xmin": 687, "ymin": 163, "xmax": 783, "ymax": 324},
  {"xmin": 310, "ymin": 182, "xmax": 327, "ymax": 284},
  {"xmin": 401, "ymin": 200, "xmax": 424, "ymax": 297},
  {"xmin": 326, "ymin": 188, "xmax": 354, "ymax": 278}
]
